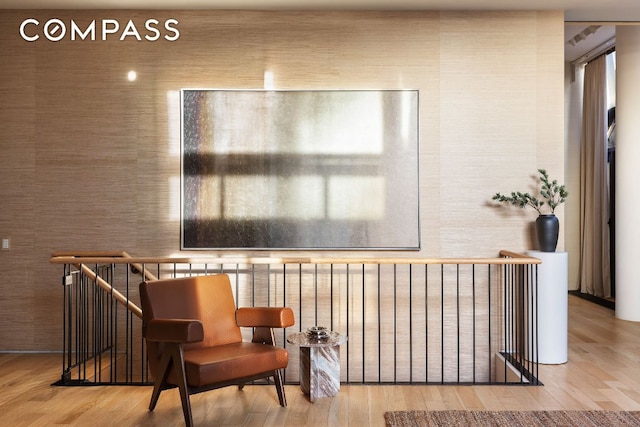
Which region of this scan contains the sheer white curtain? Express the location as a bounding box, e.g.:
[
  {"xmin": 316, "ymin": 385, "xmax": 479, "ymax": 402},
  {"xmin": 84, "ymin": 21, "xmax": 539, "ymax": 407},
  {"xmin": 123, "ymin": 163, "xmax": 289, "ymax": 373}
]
[{"xmin": 579, "ymin": 54, "xmax": 611, "ymax": 298}]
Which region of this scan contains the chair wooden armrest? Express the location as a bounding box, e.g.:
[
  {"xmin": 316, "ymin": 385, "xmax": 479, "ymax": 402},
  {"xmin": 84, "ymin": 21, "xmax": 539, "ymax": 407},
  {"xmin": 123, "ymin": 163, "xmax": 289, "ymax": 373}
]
[
  {"xmin": 144, "ymin": 319, "xmax": 204, "ymax": 343},
  {"xmin": 236, "ymin": 307, "xmax": 295, "ymax": 329}
]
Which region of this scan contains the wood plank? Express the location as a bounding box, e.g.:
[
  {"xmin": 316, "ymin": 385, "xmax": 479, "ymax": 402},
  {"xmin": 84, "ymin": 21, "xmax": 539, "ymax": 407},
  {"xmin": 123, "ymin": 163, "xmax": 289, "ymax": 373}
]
[{"xmin": 1, "ymin": 296, "xmax": 640, "ymax": 426}]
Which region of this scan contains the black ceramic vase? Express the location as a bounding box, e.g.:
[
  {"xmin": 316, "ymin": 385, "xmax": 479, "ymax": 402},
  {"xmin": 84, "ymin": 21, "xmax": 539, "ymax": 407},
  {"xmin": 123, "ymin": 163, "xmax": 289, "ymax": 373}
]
[{"xmin": 536, "ymin": 214, "xmax": 559, "ymax": 252}]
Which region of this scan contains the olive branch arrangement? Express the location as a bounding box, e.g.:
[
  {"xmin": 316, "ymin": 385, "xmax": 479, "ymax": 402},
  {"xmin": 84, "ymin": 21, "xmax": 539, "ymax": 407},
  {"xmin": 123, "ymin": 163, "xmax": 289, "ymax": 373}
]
[{"xmin": 492, "ymin": 169, "xmax": 569, "ymax": 215}]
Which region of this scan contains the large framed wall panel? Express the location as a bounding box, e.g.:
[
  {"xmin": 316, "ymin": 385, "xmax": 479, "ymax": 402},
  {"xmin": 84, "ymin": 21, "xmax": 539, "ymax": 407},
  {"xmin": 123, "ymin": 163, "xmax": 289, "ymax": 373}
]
[{"xmin": 181, "ymin": 89, "xmax": 420, "ymax": 250}]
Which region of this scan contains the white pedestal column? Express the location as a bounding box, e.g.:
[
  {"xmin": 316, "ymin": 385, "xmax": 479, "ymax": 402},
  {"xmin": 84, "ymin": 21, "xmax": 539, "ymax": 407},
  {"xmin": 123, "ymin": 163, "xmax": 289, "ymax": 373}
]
[
  {"xmin": 527, "ymin": 251, "xmax": 568, "ymax": 364},
  {"xmin": 615, "ymin": 26, "xmax": 640, "ymax": 322}
]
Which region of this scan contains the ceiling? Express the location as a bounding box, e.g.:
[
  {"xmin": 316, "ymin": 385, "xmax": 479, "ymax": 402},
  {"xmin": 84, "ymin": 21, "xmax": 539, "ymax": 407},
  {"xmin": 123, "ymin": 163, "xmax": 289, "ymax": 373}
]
[
  {"xmin": 2, "ymin": 0, "xmax": 634, "ymax": 62},
  {"xmin": 565, "ymin": 24, "xmax": 615, "ymax": 62},
  {"xmin": 2, "ymin": 0, "xmax": 640, "ymax": 22}
]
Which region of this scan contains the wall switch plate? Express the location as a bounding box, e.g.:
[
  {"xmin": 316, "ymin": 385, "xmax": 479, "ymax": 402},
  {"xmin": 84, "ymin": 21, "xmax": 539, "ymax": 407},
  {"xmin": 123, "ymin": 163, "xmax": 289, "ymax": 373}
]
[{"xmin": 1, "ymin": 238, "xmax": 9, "ymax": 250}]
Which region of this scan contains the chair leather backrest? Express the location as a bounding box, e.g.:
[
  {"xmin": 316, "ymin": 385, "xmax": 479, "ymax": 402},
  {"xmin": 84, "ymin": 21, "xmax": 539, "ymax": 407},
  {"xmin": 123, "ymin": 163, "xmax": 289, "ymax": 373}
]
[{"xmin": 140, "ymin": 274, "xmax": 242, "ymax": 350}]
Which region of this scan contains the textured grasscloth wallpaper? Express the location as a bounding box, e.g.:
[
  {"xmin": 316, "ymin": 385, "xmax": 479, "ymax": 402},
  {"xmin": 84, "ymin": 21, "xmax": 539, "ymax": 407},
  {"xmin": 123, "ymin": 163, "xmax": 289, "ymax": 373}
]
[{"xmin": 0, "ymin": 10, "xmax": 563, "ymax": 350}]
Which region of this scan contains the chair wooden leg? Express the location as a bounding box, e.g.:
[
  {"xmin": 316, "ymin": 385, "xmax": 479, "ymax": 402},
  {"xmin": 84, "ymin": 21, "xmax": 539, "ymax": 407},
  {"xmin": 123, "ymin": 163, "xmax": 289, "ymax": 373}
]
[
  {"xmin": 273, "ymin": 369, "xmax": 287, "ymax": 407},
  {"xmin": 149, "ymin": 350, "xmax": 173, "ymax": 411},
  {"xmin": 169, "ymin": 345, "xmax": 194, "ymax": 427},
  {"xmin": 149, "ymin": 384, "xmax": 163, "ymax": 411}
]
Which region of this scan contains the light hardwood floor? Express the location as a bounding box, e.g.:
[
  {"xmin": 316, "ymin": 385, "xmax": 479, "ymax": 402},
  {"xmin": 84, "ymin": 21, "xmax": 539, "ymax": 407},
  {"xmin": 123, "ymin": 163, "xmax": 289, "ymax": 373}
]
[{"xmin": 2, "ymin": 295, "xmax": 640, "ymax": 426}]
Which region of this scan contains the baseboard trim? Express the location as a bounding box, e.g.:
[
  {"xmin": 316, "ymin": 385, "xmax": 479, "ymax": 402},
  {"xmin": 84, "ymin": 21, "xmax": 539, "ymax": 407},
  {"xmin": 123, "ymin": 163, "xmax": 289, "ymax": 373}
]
[{"xmin": 569, "ymin": 290, "xmax": 615, "ymax": 310}]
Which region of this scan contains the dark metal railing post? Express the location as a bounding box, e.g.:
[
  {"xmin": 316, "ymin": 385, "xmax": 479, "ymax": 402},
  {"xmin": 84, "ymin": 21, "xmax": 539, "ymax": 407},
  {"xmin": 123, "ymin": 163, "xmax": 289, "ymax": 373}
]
[
  {"xmin": 393, "ymin": 263, "xmax": 398, "ymax": 384},
  {"xmin": 533, "ymin": 264, "xmax": 540, "ymax": 384},
  {"xmin": 487, "ymin": 265, "xmax": 491, "ymax": 383},
  {"xmin": 472, "ymin": 264, "xmax": 476, "ymax": 384},
  {"xmin": 503, "ymin": 262, "xmax": 509, "ymax": 383},
  {"xmin": 440, "ymin": 264, "xmax": 444, "ymax": 385},
  {"xmin": 361, "ymin": 263, "xmax": 366, "ymax": 384},
  {"xmin": 408, "ymin": 264, "xmax": 413, "ymax": 384},
  {"xmin": 424, "ymin": 264, "xmax": 429, "ymax": 384},
  {"xmin": 519, "ymin": 264, "xmax": 526, "ymax": 382},
  {"xmin": 61, "ymin": 266, "xmax": 74, "ymax": 383},
  {"xmin": 456, "ymin": 263, "xmax": 460, "ymax": 384},
  {"xmin": 377, "ymin": 264, "xmax": 381, "ymax": 384},
  {"xmin": 345, "ymin": 264, "xmax": 350, "ymax": 383}
]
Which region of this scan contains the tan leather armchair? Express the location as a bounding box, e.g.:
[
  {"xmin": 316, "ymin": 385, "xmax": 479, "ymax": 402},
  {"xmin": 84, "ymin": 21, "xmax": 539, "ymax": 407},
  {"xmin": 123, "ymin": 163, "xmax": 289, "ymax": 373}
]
[{"xmin": 140, "ymin": 274, "xmax": 295, "ymax": 427}]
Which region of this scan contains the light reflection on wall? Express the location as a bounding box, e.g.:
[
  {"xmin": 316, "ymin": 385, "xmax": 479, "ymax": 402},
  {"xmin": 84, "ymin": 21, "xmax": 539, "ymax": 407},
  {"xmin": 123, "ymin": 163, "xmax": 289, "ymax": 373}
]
[
  {"xmin": 264, "ymin": 70, "xmax": 274, "ymax": 90},
  {"xmin": 169, "ymin": 90, "xmax": 182, "ymax": 223},
  {"xmin": 169, "ymin": 176, "xmax": 181, "ymax": 221},
  {"xmin": 167, "ymin": 90, "xmax": 181, "ymax": 157}
]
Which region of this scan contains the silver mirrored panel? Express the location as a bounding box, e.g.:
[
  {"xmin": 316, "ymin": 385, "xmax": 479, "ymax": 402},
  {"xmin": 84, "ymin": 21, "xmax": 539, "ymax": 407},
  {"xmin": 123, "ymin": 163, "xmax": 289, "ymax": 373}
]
[{"xmin": 181, "ymin": 89, "xmax": 419, "ymax": 250}]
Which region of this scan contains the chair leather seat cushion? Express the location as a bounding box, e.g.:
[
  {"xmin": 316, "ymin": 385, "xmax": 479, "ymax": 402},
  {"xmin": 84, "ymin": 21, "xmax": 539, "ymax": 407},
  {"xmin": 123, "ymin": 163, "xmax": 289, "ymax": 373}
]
[{"xmin": 181, "ymin": 342, "xmax": 289, "ymax": 387}]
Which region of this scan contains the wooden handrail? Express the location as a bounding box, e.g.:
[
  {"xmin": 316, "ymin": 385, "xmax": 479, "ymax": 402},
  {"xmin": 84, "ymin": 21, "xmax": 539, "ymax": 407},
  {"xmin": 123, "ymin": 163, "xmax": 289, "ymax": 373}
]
[
  {"xmin": 121, "ymin": 251, "xmax": 158, "ymax": 282},
  {"xmin": 51, "ymin": 250, "xmax": 130, "ymax": 258},
  {"xmin": 52, "ymin": 251, "xmax": 147, "ymax": 319},
  {"xmin": 50, "ymin": 251, "xmax": 541, "ymax": 266},
  {"xmin": 51, "ymin": 250, "xmax": 540, "ymax": 322}
]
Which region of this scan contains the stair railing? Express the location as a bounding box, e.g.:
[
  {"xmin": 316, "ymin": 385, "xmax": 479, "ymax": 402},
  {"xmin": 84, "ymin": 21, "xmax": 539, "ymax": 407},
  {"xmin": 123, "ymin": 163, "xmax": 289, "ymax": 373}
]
[{"xmin": 50, "ymin": 250, "xmax": 540, "ymax": 386}]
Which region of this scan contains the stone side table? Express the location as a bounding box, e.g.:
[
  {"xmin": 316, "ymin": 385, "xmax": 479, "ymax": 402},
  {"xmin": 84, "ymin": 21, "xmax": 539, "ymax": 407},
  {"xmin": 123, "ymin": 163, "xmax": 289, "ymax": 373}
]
[{"xmin": 287, "ymin": 331, "xmax": 347, "ymax": 402}]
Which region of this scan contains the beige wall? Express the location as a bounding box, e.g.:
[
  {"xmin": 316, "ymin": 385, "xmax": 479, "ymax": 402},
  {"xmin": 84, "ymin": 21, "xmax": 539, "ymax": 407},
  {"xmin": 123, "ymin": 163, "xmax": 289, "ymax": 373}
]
[{"xmin": 0, "ymin": 10, "xmax": 564, "ymax": 351}]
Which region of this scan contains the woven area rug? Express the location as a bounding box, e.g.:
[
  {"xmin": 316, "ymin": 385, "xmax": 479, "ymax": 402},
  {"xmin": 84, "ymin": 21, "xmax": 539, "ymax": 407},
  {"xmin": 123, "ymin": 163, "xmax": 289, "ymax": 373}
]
[{"xmin": 384, "ymin": 410, "xmax": 640, "ymax": 426}]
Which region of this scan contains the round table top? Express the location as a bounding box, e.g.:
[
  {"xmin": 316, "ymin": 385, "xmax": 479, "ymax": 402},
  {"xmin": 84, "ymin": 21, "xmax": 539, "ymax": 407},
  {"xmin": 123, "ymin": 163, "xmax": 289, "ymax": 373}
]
[{"xmin": 287, "ymin": 330, "xmax": 347, "ymax": 347}]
